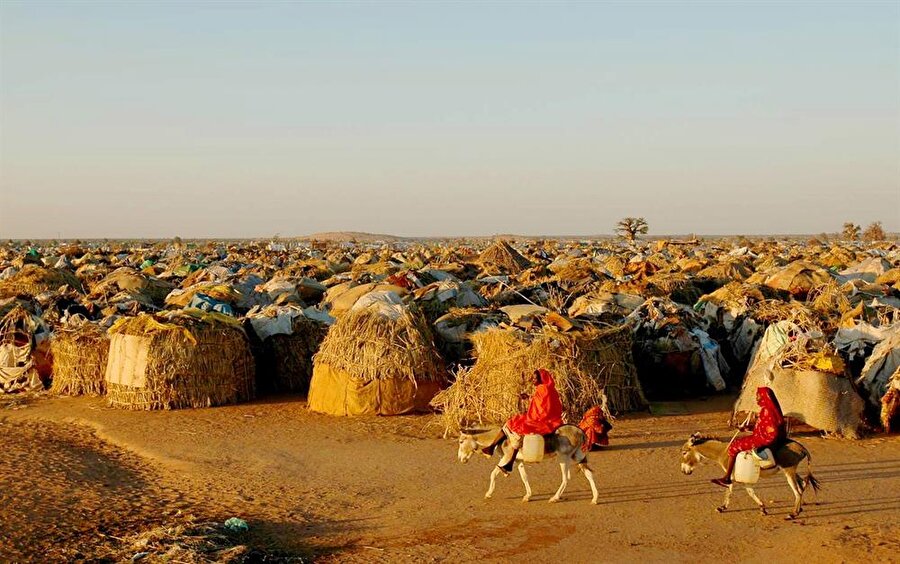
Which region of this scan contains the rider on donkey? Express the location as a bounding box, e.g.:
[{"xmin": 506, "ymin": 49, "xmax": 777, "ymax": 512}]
[
  {"xmin": 712, "ymin": 386, "xmax": 786, "ymax": 487},
  {"xmin": 481, "ymin": 368, "xmax": 564, "ymax": 474}
]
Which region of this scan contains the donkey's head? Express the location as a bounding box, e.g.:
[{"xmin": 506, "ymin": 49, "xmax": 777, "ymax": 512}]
[
  {"xmin": 680, "ymin": 432, "xmax": 708, "ymax": 475},
  {"xmin": 457, "ymin": 431, "xmax": 480, "ymax": 463}
]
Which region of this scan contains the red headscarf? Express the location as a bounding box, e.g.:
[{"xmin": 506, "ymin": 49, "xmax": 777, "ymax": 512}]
[
  {"xmin": 757, "ymin": 386, "xmax": 784, "ymax": 427},
  {"xmin": 507, "ymin": 369, "xmax": 564, "ymax": 435}
]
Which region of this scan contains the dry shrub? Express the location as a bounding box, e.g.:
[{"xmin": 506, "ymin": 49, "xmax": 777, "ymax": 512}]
[{"xmin": 432, "ymin": 325, "xmax": 646, "ymax": 434}]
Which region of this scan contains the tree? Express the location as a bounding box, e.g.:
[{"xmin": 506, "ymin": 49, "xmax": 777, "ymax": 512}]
[
  {"xmin": 863, "ymin": 221, "xmax": 885, "ymax": 242},
  {"xmin": 841, "ymin": 222, "xmax": 860, "ymax": 241},
  {"xmin": 615, "ymin": 217, "xmax": 649, "ymax": 241}
]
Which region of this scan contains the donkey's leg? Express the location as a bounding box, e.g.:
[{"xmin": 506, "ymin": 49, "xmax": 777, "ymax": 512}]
[
  {"xmin": 783, "ymin": 467, "xmax": 804, "ymax": 519},
  {"xmin": 745, "ymin": 487, "xmax": 767, "ymax": 516},
  {"xmin": 549, "ymin": 461, "xmax": 570, "ymax": 503},
  {"xmin": 580, "ymin": 463, "xmax": 599, "ymax": 505},
  {"xmin": 518, "ymin": 462, "xmax": 532, "ymax": 502},
  {"xmin": 717, "ymin": 484, "xmax": 733, "ymax": 513},
  {"xmin": 485, "ymin": 466, "xmax": 502, "ymax": 499}
]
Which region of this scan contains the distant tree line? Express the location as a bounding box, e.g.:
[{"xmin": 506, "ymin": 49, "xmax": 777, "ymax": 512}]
[{"xmin": 842, "ymin": 221, "xmax": 885, "ymax": 242}]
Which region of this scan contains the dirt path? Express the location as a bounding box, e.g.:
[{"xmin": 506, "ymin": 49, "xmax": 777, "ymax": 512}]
[{"xmin": 2, "ymin": 394, "xmax": 899, "ymax": 562}]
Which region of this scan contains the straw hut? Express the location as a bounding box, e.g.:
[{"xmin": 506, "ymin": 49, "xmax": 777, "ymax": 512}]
[
  {"xmin": 478, "ymin": 241, "xmax": 532, "ymax": 275},
  {"xmin": 245, "ymin": 308, "xmax": 329, "ymax": 394},
  {"xmin": 431, "ymin": 324, "xmax": 646, "ymax": 434},
  {"xmin": 762, "ymin": 261, "xmax": 833, "ymax": 299},
  {"xmin": 0, "ymin": 265, "xmax": 83, "ymax": 298},
  {"xmin": 734, "ymin": 321, "xmax": 863, "ymax": 438},
  {"xmin": 0, "ymin": 306, "xmax": 46, "ymax": 393},
  {"xmin": 49, "ymin": 320, "xmax": 110, "ymax": 396},
  {"xmin": 308, "ymin": 300, "xmax": 446, "ymax": 416},
  {"xmin": 105, "ymin": 311, "xmax": 255, "ymax": 410}
]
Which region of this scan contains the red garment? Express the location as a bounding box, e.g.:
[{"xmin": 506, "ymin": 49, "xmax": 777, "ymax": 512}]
[
  {"xmin": 577, "ymin": 406, "xmax": 612, "ymax": 452},
  {"xmin": 729, "ymin": 387, "xmax": 786, "ymax": 457},
  {"xmin": 507, "ymin": 369, "xmax": 564, "ymax": 435}
]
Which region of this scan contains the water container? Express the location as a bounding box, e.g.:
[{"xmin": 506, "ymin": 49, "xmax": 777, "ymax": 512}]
[
  {"xmin": 733, "ymin": 451, "xmax": 760, "ymax": 484},
  {"xmin": 521, "ymin": 434, "xmax": 544, "ymax": 462},
  {"xmin": 752, "ymin": 448, "xmax": 777, "ymax": 470}
]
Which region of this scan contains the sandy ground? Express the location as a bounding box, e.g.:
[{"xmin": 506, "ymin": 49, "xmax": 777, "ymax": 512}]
[{"xmin": 2, "ymin": 394, "xmax": 899, "ymax": 563}]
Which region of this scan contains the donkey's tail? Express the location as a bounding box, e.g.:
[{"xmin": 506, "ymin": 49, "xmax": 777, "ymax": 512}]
[{"xmin": 799, "ymin": 443, "xmax": 821, "ymax": 494}]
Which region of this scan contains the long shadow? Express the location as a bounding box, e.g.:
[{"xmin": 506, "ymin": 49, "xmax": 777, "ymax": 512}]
[
  {"xmin": 600, "ymin": 439, "xmax": 687, "ymax": 451},
  {"xmin": 240, "ymin": 513, "xmax": 380, "ymax": 560},
  {"xmin": 816, "ymin": 458, "xmax": 900, "ymax": 469},
  {"xmin": 798, "ymin": 496, "xmax": 900, "ymax": 521}
]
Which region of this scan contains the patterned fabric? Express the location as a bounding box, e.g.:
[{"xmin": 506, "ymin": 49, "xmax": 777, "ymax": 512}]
[
  {"xmin": 507, "ymin": 369, "xmax": 564, "ymax": 435},
  {"xmin": 729, "ymin": 386, "xmax": 786, "ymax": 457},
  {"xmin": 577, "ymin": 406, "xmax": 612, "ymax": 452}
]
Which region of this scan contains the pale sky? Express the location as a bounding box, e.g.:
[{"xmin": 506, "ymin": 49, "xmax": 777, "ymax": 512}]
[{"xmin": 1, "ymin": 1, "xmax": 898, "ymax": 239}]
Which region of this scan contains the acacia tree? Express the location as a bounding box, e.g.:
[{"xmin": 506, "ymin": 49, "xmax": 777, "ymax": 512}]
[
  {"xmin": 615, "ymin": 217, "xmax": 649, "ymax": 241},
  {"xmin": 863, "ymin": 221, "xmax": 885, "ymax": 242},
  {"xmin": 841, "ymin": 222, "xmax": 860, "ymax": 241}
]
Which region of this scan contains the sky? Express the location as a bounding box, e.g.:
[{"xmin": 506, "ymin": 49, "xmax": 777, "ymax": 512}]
[{"xmin": 1, "ymin": 1, "xmax": 898, "ymax": 239}]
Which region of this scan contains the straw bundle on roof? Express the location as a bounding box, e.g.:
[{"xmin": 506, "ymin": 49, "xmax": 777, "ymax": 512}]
[
  {"xmin": 478, "ymin": 241, "xmax": 532, "ymax": 275},
  {"xmin": 0, "ymin": 265, "xmax": 83, "ymax": 298},
  {"xmin": 808, "ymin": 280, "xmax": 852, "ymax": 328},
  {"xmin": 431, "ymin": 325, "xmax": 646, "ymax": 434},
  {"xmin": 50, "ymin": 322, "xmax": 109, "ymax": 396},
  {"xmin": 105, "ymin": 311, "xmax": 255, "ymax": 410},
  {"xmin": 750, "ymin": 300, "xmax": 818, "ymax": 330},
  {"xmin": 308, "ymin": 306, "xmax": 446, "ymax": 415}
]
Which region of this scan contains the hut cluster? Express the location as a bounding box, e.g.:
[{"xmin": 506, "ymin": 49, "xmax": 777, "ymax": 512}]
[{"xmin": 1, "ymin": 235, "xmax": 898, "ymax": 437}]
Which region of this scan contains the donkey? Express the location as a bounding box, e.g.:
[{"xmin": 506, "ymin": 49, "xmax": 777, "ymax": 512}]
[
  {"xmin": 457, "ymin": 424, "xmax": 599, "ymax": 505},
  {"xmin": 680, "ymin": 432, "xmax": 820, "ymax": 519}
]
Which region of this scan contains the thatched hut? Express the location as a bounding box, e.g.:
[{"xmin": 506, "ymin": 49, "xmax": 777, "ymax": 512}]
[
  {"xmin": 431, "ymin": 324, "xmax": 646, "ymax": 434},
  {"xmin": 734, "ymin": 321, "xmax": 863, "ymax": 438},
  {"xmin": 49, "ymin": 321, "xmax": 110, "ymax": 396},
  {"xmin": 0, "ymin": 265, "xmax": 83, "ymax": 298},
  {"xmin": 478, "ymin": 240, "xmax": 532, "ymax": 275},
  {"xmin": 0, "ymin": 306, "xmax": 46, "ymax": 393},
  {"xmin": 245, "ymin": 308, "xmax": 329, "ymax": 394},
  {"xmin": 105, "ymin": 311, "xmax": 255, "ymax": 410},
  {"xmin": 762, "ymin": 261, "xmax": 833, "ymax": 299},
  {"xmin": 308, "ymin": 300, "xmax": 446, "ymax": 416}
]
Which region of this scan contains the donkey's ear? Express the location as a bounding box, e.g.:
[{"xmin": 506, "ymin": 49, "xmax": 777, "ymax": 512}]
[{"xmin": 689, "ymin": 432, "xmax": 701, "ymax": 444}]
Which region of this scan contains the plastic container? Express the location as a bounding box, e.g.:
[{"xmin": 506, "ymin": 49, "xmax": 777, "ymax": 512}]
[
  {"xmin": 522, "ymin": 434, "xmax": 545, "ymax": 462},
  {"xmin": 733, "ymin": 451, "xmax": 760, "ymax": 483}
]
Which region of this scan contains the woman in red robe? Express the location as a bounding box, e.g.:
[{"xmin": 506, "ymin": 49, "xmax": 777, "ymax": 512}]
[
  {"xmin": 482, "ymin": 369, "xmax": 564, "ymax": 473},
  {"xmin": 712, "ymin": 386, "xmax": 786, "ymax": 486}
]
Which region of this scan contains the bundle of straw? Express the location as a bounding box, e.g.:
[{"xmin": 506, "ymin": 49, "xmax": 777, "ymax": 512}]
[
  {"xmin": 105, "ymin": 311, "xmax": 255, "ymax": 410},
  {"xmin": 49, "ymin": 321, "xmax": 110, "ymax": 396},
  {"xmin": 431, "ymin": 324, "xmax": 646, "ymax": 434},
  {"xmin": 807, "ymin": 280, "xmax": 853, "ymax": 332}
]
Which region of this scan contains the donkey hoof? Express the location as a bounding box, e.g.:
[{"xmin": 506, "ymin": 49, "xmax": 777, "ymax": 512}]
[
  {"xmin": 716, "ymin": 506, "xmax": 727, "ymax": 513},
  {"xmin": 590, "ymin": 498, "xmax": 599, "ymax": 505},
  {"xmin": 521, "ymin": 496, "xmax": 531, "ymax": 503},
  {"xmin": 759, "ymin": 508, "xmax": 768, "ymax": 516},
  {"xmin": 548, "ymin": 496, "xmax": 560, "ymax": 504},
  {"xmin": 484, "ymin": 494, "xmax": 492, "ymax": 500}
]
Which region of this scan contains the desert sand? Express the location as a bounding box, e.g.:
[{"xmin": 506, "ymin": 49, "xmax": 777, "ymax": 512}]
[{"xmin": 2, "ymin": 394, "xmax": 898, "ymax": 563}]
